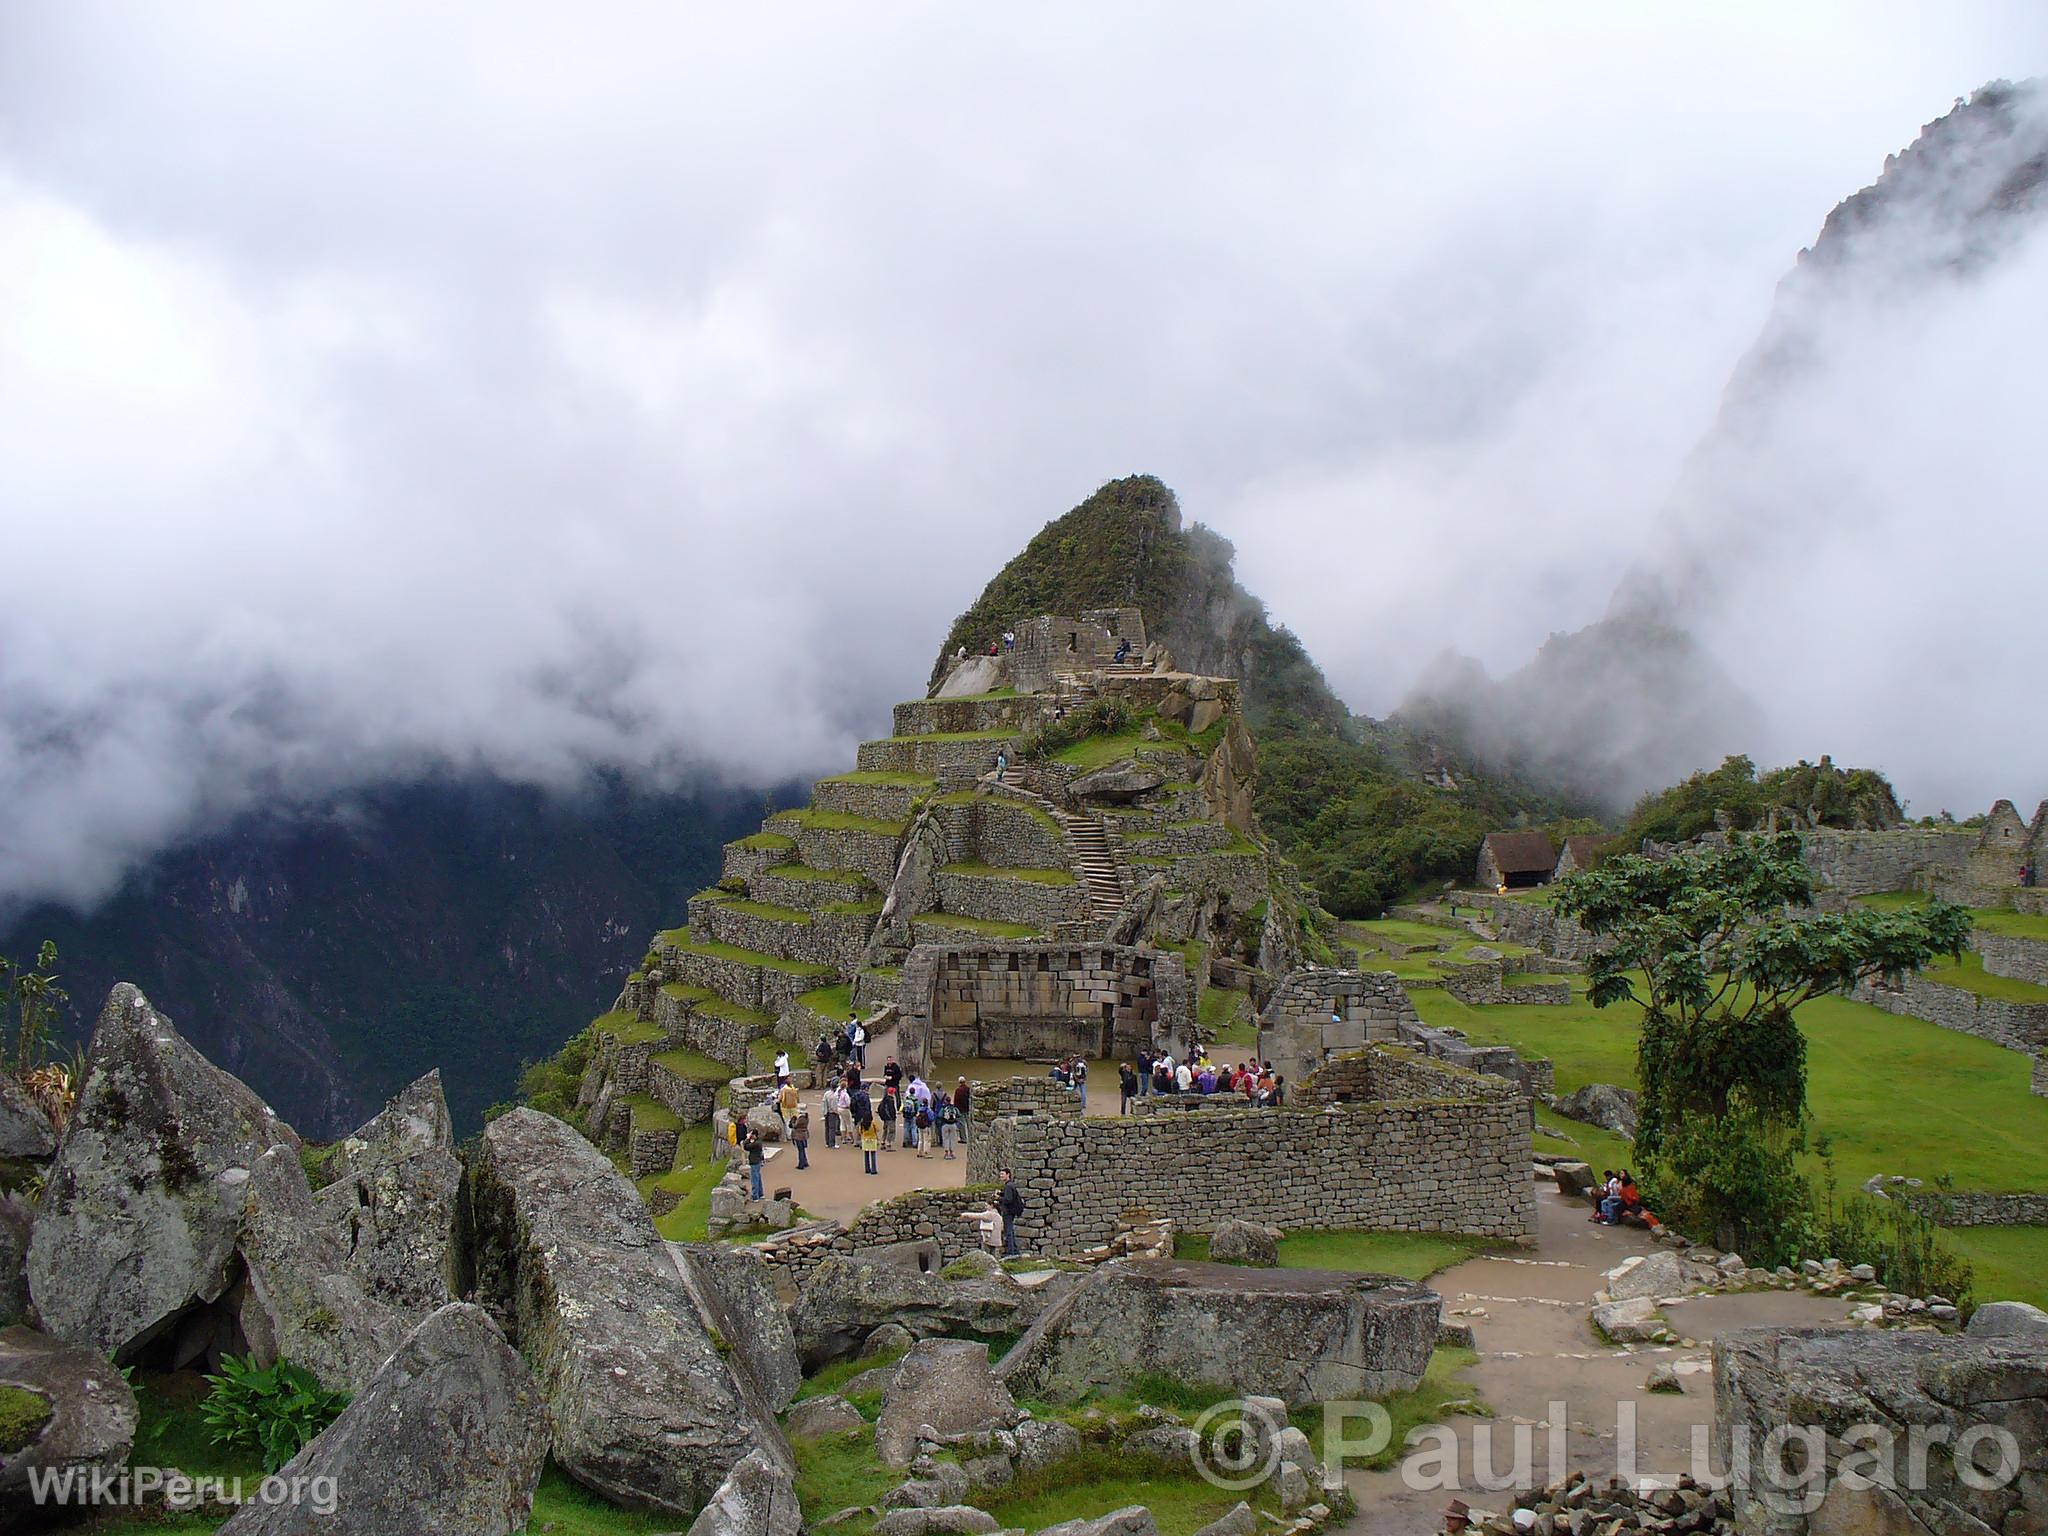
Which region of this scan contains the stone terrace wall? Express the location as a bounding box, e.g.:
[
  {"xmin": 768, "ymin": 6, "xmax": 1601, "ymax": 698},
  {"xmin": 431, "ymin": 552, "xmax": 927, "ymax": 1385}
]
[
  {"xmin": 1304, "ymin": 1045, "xmax": 1519, "ymax": 1106},
  {"xmin": 1852, "ymin": 974, "xmax": 2048, "ymax": 1054},
  {"xmin": 651, "ymin": 984, "xmax": 758, "ymax": 1068},
  {"xmin": 1974, "ymin": 931, "xmax": 2048, "ymax": 987},
  {"xmin": 752, "ymin": 1186, "xmax": 993, "ymax": 1283},
  {"xmin": 931, "ymin": 797, "xmax": 1070, "ymax": 869},
  {"xmin": 969, "ymin": 1089, "xmax": 1534, "ymax": 1252},
  {"xmin": 1004, "ymin": 610, "xmax": 1144, "ymax": 693},
  {"xmin": 1456, "ymin": 894, "xmax": 1606, "ymax": 962},
  {"xmin": 1901, "ymin": 1189, "xmax": 2048, "ymax": 1227},
  {"xmin": 935, "ymin": 870, "xmax": 1088, "ymax": 929},
  {"xmin": 1258, "ymin": 968, "xmax": 1420, "ymax": 1088},
  {"xmin": 1799, "ymin": 826, "xmax": 1975, "ymax": 897},
  {"xmin": 1392, "ymin": 1019, "xmax": 1556, "ymax": 1102}
]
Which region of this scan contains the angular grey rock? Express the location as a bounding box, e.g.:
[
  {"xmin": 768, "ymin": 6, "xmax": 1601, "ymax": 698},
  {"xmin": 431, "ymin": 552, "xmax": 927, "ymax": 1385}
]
[
  {"xmin": 785, "ymin": 1393, "xmax": 867, "ymax": 1440},
  {"xmin": 1038, "ymin": 1507, "xmax": 1159, "ymax": 1536},
  {"xmin": 1602, "ymin": 1252, "xmax": 1708, "ymax": 1304},
  {"xmin": 1207, "ymin": 1219, "xmax": 1278, "ymax": 1267},
  {"xmin": 960, "ymin": 1454, "xmax": 1014, "ymax": 1491},
  {"xmin": 883, "ymin": 1462, "xmax": 972, "ymax": 1508},
  {"xmin": 1190, "ymin": 1502, "xmax": 1256, "ymax": 1536},
  {"xmin": 0, "ymin": 1194, "xmax": 29, "ymax": 1328},
  {"xmin": 0, "ymin": 1075, "xmax": 55, "ymax": 1159},
  {"xmin": 791, "ymin": 1252, "xmax": 1073, "ymax": 1369},
  {"xmin": 840, "ymin": 1363, "xmax": 901, "ymax": 1400},
  {"xmin": 0, "ymin": 1324, "xmax": 139, "ymax": 1517},
  {"xmin": 865, "ymin": 1322, "xmax": 916, "ymax": 1357},
  {"xmin": 684, "ymin": 1448, "xmax": 801, "ymax": 1536},
  {"xmin": 1965, "ymin": 1299, "xmax": 2048, "ymax": 1340},
  {"xmin": 875, "ymin": 1338, "xmax": 1020, "ymax": 1468},
  {"xmin": 943, "ymin": 1248, "xmax": 1002, "ymax": 1280},
  {"xmin": 1644, "ymin": 1363, "xmax": 1684, "ymax": 1394},
  {"xmin": 312, "ymin": 1070, "xmax": 463, "ymax": 1317},
  {"xmin": 999, "ymin": 1259, "xmax": 1438, "ymax": 1409},
  {"xmin": 870, "ymin": 1507, "xmax": 1001, "ymax": 1536},
  {"xmin": 1119, "ymin": 1423, "xmax": 1199, "ymax": 1465},
  {"xmin": 675, "ymin": 1241, "xmax": 802, "ymax": 1412},
  {"xmin": 1275, "ymin": 1462, "xmax": 1311, "ymax": 1511},
  {"xmin": 1550, "ymin": 1161, "xmax": 1596, "ymax": 1198},
  {"xmin": 215, "ymin": 1303, "xmax": 550, "ymax": 1536},
  {"xmin": 1591, "ymin": 1297, "xmax": 1664, "ymax": 1344},
  {"xmin": 1070, "ymin": 761, "xmax": 1167, "ymax": 801},
  {"xmin": 468, "ymin": 1108, "xmax": 788, "ymax": 1513},
  {"xmin": 234, "ymin": 1144, "xmax": 406, "ymax": 1392},
  {"xmin": 27, "ymin": 984, "xmax": 301, "ymax": 1361},
  {"xmin": 1013, "ymin": 1416, "xmax": 1081, "ymax": 1471},
  {"xmin": 1550, "ymin": 1082, "xmax": 1640, "ymax": 1138}
]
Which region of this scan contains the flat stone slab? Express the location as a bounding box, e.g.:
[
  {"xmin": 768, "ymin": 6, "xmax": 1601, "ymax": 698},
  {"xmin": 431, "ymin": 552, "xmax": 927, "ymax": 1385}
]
[{"xmin": 997, "ymin": 1258, "xmax": 1438, "ymax": 1408}]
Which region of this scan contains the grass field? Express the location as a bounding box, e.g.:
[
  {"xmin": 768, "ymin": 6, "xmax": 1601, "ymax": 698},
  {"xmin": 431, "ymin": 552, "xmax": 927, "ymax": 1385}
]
[{"xmin": 1172, "ymin": 1226, "xmax": 1493, "ymax": 1278}]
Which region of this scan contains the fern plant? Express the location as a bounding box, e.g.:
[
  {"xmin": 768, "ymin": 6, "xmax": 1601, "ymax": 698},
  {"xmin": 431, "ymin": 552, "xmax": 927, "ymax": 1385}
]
[{"xmin": 201, "ymin": 1356, "xmax": 348, "ymax": 1472}]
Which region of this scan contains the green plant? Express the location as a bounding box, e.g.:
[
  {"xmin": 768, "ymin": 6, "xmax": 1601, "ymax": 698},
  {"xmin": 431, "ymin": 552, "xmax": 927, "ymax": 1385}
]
[
  {"xmin": 0, "ymin": 940, "xmax": 67, "ymax": 1075},
  {"xmin": 200, "ymin": 1356, "xmax": 349, "ymax": 1472}
]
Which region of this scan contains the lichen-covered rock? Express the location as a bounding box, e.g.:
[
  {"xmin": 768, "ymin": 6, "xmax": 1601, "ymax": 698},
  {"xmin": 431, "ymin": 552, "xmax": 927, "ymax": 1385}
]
[
  {"xmin": 683, "ymin": 1447, "xmax": 801, "ymax": 1536},
  {"xmin": 0, "ymin": 1076, "xmax": 55, "ymax": 1160},
  {"xmin": 1200, "ymin": 715, "xmax": 1256, "ymax": 833},
  {"xmin": 215, "ymin": 1303, "xmax": 550, "ymax": 1536},
  {"xmin": 1120, "ymin": 1424, "xmax": 1199, "ymax": 1465},
  {"xmin": 999, "ymin": 1259, "xmax": 1437, "ymax": 1408},
  {"xmin": 883, "ymin": 1462, "xmax": 972, "ymax": 1509},
  {"xmin": 1591, "ymin": 1296, "xmax": 1664, "ymax": 1344},
  {"xmin": 1069, "ymin": 761, "xmax": 1167, "ymax": 801},
  {"xmin": 1601, "ymin": 1251, "xmax": 1710, "ymax": 1305},
  {"xmin": 865, "ymin": 1322, "xmax": 916, "ymax": 1358},
  {"xmin": 1551, "ymin": 1082, "xmax": 1640, "ymax": 1138},
  {"xmin": 0, "ymin": 1195, "xmax": 29, "ymax": 1328},
  {"xmin": 1013, "ymin": 1416, "xmax": 1081, "ymax": 1472},
  {"xmin": 791, "ymin": 1253, "xmax": 1070, "ymax": 1370},
  {"xmin": 1190, "ymin": 1502, "xmax": 1255, "ymax": 1536},
  {"xmin": 673, "ymin": 1242, "xmax": 802, "ymax": 1414},
  {"xmin": 468, "ymin": 1108, "xmax": 788, "ymax": 1514},
  {"xmin": 1039, "ymin": 1506, "xmax": 1159, "ymax": 1536},
  {"xmin": 785, "ymin": 1394, "xmax": 866, "ymax": 1439},
  {"xmin": 875, "ymin": 1339, "xmax": 1020, "ymax": 1468},
  {"xmin": 1207, "ymin": 1219, "xmax": 1278, "ymax": 1267},
  {"xmin": 234, "ymin": 1145, "xmax": 406, "ymax": 1393},
  {"xmin": 26, "ymin": 985, "xmax": 302, "ymax": 1362},
  {"xmin": 1965, "ymin": 1299, "xmax": 2048, "ymax": 1341},
  {"xmin": 0, "ymin": 1325, "xmax": 138, "ymax": 1519},
  {"xmin": 870, "ymin": 1506, "xmax": 1001, "ymax": 1536},
  {"xmin": 312, "ymin": 1071, "xmax": 463, "ymax": 1318}
]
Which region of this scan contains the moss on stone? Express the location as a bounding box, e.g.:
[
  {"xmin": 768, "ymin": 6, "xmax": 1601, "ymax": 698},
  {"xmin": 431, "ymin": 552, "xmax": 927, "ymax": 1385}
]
[
  {"xmin": 0, "ymin": 1386, "xmax": 51, "ymax": 1455},
  {"xmin": 797, "ymin": 983, "xmax": 856, "ymax": 1018},
  {"xmin": 656, "ymin": 934, "xmax": 834, "ymax": 977},
  {"xmin": 772, "ymin": 809, "xmax": 911, "ymax": 837}
]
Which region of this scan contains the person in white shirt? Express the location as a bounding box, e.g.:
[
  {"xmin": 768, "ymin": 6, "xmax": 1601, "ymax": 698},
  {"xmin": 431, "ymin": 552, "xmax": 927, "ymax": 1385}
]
[
  {"xmin": 773, "ymin": 1049, "xmax": 790, "ymax": 1083},
  {"xmin": 850, "ymin": 1020, "xmax": 867, "ymax": 1067},
  {"xmin": 822, "ymin": 1083, "xmax": 843, "ymax": 1149},
  {"xmin": 1175, "ymin": 1061, "xmax": 1193, "ymax": 1093}
]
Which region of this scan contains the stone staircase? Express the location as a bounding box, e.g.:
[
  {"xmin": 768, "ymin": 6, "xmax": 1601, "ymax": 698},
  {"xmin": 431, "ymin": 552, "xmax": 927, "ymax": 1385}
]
[{"xmin": 1054, "ymin": 808, "xmax": 1126, "ymax": 917}]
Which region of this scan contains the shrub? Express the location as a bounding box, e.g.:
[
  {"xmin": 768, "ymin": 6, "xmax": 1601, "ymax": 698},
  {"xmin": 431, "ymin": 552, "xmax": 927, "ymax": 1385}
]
[
  {"xmin": 201, "ymin": 1356, "xmax": 349, "ymax": 1472},
  {"xmin": 1638, "ymin": 1099, "xmax": 1810, "ymax": 1265},
  {"xmin": 1805, "ymin": 1159, "xmax": 1973, "ymax": 1309}
]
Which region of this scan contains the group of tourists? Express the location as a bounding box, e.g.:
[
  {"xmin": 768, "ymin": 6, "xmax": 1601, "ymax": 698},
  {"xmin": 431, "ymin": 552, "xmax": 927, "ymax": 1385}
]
[
  {"xmin": 1589, "ymin": 1169, "xmax": 1649, "ymax": 1226},
  {"xmin": 811, "ymin": 1011, "xmax": 868, "ymax": 1070},
  {"xmin": 807, "ymin": 1059, "xmax": 973, "ymax": 1174},
  {"xmin": 1118, "ymin": 1047, "xmax": 1285, "ymax": 1111}
]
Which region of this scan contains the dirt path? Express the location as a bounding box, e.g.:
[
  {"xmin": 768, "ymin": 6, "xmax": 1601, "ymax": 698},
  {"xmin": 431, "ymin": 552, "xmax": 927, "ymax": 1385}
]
[{"xmin": 1337, "ymin": 1186, "xmax": 1854, "ymax": 1534}]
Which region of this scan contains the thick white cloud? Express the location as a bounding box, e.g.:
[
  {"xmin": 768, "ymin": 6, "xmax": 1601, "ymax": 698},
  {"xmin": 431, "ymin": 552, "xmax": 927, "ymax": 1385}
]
[{"xmin": 1, "ymin": 1, "xmax": 2043, "ymax": 906}]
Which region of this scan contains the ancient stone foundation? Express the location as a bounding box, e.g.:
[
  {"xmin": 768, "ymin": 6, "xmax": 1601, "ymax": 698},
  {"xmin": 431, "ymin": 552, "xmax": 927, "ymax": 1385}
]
[{"xmin": 998, "ymin": 1258, "xmax": 1440, "ymax": 1407}]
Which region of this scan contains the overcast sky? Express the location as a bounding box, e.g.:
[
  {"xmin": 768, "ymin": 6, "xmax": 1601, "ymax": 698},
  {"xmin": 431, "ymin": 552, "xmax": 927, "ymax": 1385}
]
[{"xmin": 2, "ymin": 2, "xmax": 2044, "ymax": 909}]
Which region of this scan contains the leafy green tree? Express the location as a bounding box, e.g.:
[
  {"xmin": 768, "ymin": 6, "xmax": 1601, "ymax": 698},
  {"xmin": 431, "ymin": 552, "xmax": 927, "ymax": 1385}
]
[
  {"xmin": 1554, "ymin": 834, "xmax": 1970, "ymax": 1255},
  {"xmin": 0, "ymin": 940, "xmax": 66, "ymax": 1074}
]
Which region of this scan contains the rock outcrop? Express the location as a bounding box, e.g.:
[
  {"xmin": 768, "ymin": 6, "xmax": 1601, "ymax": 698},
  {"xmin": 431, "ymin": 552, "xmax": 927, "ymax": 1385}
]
[
  {"xmin": 1200, "ymin": 714, "xmax": 1257, "ymax": 833},
  {"xmin": 0, "ymin": 1325, "xmax": 139, "ymax": 1519},
  {"xmin": 0, "ymin": 1195, "xmax": 28, "ymax": 1328},
  {"xmin": 1069, "ymin": 761, "xmax": 1167, "ymax": 801},
  {"xmin": 313, "ymin": 1070, "xmax": 464, "ymax": 1318},
  {"xmin": 673, "ymin": 1241, "xmax": 802, "ymax": 1414},
  {"xmin": 1965, "ymin": 1299, "xmax": 2048, "ymax": 1341},
  {"xmin": 468, "ymin": 1108, "xmax": 788, "ymax": 1514},
  {"xmin": 683, "ymin": 1447, "xmax": 802, "ymax": 1536},
  {"xmin": 1207, "ymin": 1219, "xmax": 1279, "ymax": 1266},
  {"xmin": 23, "ymin": 985, "xmax": 392, "ymax": 1383},
  {"xmin": 1000, "ymin": 1259, "xmax": 1438, "ymax": 1407},
  {"xmin": 874, "ymin": 1338, "xmax": 1020, "ymax": 1468},
  {"xmin": 0, "ymin": 1076, "xmax": 55, "ymax": 1160},
  {"xmin": 790, "ymin": 1252, "xmax": 1073, "ymax": 1369},
  {"xmin": 215, "ymin": 1303, "xmax": 550, "ymax": 1536},
  {"xmin": 1551, "ymin": 1082, "xmax": 1641, "ymax": 1139}
]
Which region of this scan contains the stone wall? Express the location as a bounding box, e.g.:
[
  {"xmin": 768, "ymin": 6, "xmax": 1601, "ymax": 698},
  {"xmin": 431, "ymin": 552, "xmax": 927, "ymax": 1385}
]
[
  {"xmin": 1799, "ymin": 826, "xmax": 1975, "ymax": 897},
  {"xmin": 2036, "ymin": 1053, "xmax": 2048, "ymax": 1098},
  {"xmin": 1390, "ymin": 1021, "xmax": 1555, "ymax": 1102},
  {"xmin": 1852, "ymin": 973, "xmax": 2048, "ymax": 1054},
  {"xmin": 647, "ymin": 1064, "xmax": 722, "ymax": 1126},
  {"xmin": 892, "ymin": 696, "xmax": 1039, "ymax": 738},
  {"xmin": 721, "ymin": 836, "xmax": 796, "ymax": 882},
  {"xmin": 651, "ymin": 983, "xmax": 760, "ymax": 1068},
  {"xmin": 689, "ymin": 896, "xmax": 873, "ymax": 971},
  {"xmin": 930, "ymin": 796, "xmax": 1070, "ymax": 870},
  {"xmin": 654, "ymin": 939, "xmax": 825, "ymax": 1019},
  {"xmin": 766, "ymin": 819, "xmax": 906, "ymax": 888},
  {"xmin": 1303, "ymin": 1044, "xmax": 1519, "ymax": 1106},
  {"xmin": 811, "ymin": 777, "xmax": 933, "ymax": 823},
  {"xmin": 1000, "ymin": 609, "xmax": 1146, "ymax": 694},
  {"xmin": 1454, "ymin": 894, "xmax": 1606, "ymax": 962},
  {"xmin": 856, "ymin": 734, "xmax": 1016, "ymax": 783},
  {"xmin": 969, "ymin": 1046, "xmax": 1536, "ymax": 1253},
  {"xmin": 935, "ymin": 870, "xmax": 1088, "ymax": 929},
  {"xmin": 1973, "ymin": 931, "xmax": 2048, "ymax": 987},
  {"xmin": 1122, "ymin": 821, "xmax": 1234, "ymax": 858},
  {"xmin": 751, "ymin": 1187, "xmax": 994, "ymax": 1282},
  {"xmin": 896, "ymin": 941, "xmax": 1193, "ymax": 1074},
  {"xmin": 1900, "ymin": 1189, "xmax": 2048, "ymax": 1227},
  {"xmin": 1257, "ymin": 967, "xmax": 1420, "ymax": 1088}
]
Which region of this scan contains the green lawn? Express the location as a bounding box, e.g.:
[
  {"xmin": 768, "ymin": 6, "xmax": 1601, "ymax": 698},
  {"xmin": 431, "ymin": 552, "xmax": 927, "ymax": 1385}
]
[
  {"xmin": 591, "ymin": 1008, "xmax": 662, "ymax": 1045},
  {"xmin": 772, "ymin": 809, "xmax": 910, "ymax": 837},
  {"xmin": 819, "ymin": 770, "xmax": 942, "ymax": 787},
  {"xmin": 1942, "ymin": 1227, "xmax": 2048, "ymax": 1312},
  {"xmin": 1348, "ymin": 918, "xmax": 1458, "ymax": 951},
  {"xmin": 656, "ymin": 932, "xmax": 834, "ymax": 978},
  {"xmin": 1922, "ymin": 949, "xmax": 2048, "ymax": 1004},
  {"xmin": 639, "ymin": 1125, "xmax": 724, "ymax": 1241},
  {"xmin": 1199, "ymin": 985, "xmax": 1254, "ymax": 1046},
  {"xmin": 731, "ymin": 831, "xmax": 796, "ymax": 851},
  {"xmin": 797, "ymin": 982, "xmax": 855, "ymax": 1018},
  {"xmin": 762, "ymin": 863, "xmax": 871, "ymax": 888},
  {"xmin": 1858, "ymin": 890, "xmax": 2048, "ymax": 943},
  {"xmin": 1174, "ymin": 1227, "xmax": 1493, "ymax": 1278},
  {"xmin": 649, "ymin": 1045, "xmax": 734, "ymax": 1084},
  {"xmin": 708, "ymin": 897, "xmax": 815, "ymax": 925},
  {"xmin": 619, "ymin": 1092, "xmax": 680, "ymax": 1134}
]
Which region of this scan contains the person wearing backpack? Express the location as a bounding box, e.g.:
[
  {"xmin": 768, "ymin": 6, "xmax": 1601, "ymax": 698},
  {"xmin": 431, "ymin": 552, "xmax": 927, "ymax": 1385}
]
[
  {"xmin": 937, "ymin": 1096, "xmax": 960, "ymax": 1159},
  {"xmin": 997, "ymin": 1169, "xmax": 1025, "ymax": 1257},
  {"xmin": 859, "ymin": 1114, "xmax": 880, "ymax": 1175},
  {"xmin": 877, "ymin": 1085, "xmax": 898, "ymax": 1150},
  {"xmin": 742, "ymin": 1127, "xmax": 765, "ymax": 1201},
  {"xmin": 791, "ymin": 1104, "xmax": 811, "ymax": 1170}
]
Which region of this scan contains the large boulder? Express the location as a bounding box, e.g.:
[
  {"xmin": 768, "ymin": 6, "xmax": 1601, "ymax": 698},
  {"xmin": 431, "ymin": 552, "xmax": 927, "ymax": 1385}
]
[
  {"xmin": 0, "ymin": 1195, "xmax": 28, "ymax": 1328},
  {"xmin": 1715, "ymin": 1325, "xmax": 2048, "ymax": 1536},
  {"xmin": 1207, "ymin": 1220, "xmax": 1279, "ymax": 1267},
  {"xmin": 0, "ymin": 1325, "xmax": 139, "ymax": 1519},
  {"xmin": 673, "ymin": 1241, "xmax": 803, "ymax": 1413},
  {"xmin": 1600, "ymin": 1251, "xmax": 1710, "ymax": 1305},
  {"xmin": 791, "ymin": 1253, "xmax": 1074, "ymax": 1370},
  {"xmin": 468, "ymin": 1108, "xmax": 788, "ymax": 1514},
  {"xmin": 26, "ymin": 985, "xmax": 304, "ymax": 1363},
  {"xmin": 234, "ymin": 1146, "xmax": 406, "ymax": 1393},
  {"xmin": 1069, "ymin": 760, "xmax": 1167, "ymax": 801},
  {"xmin": 684, "ymin": 1447, "xmax": 802, "ymax": 1536},
  {"xmin": 1550, "ymin": 1083, "xmax": 1640, "ymax": 1139},
  {"xmin": 999, "ymin": 1259, "xmax": 1438, "ymax": 1408},
  {"xmin": 312, "ymin": 1070, "xmax": 464, "ymax": 1317},
  {"xmin": 875, "ymin": 1338, "xmax": 1020, "ymax": 1468},
  {"xmin": 1041, "ymin": 1508, "xmax": 1159, "ymax": 1536},
  {"xmin": 1965, "ymin": 1300, "xmax": 2048, "ymax": 1341},
  {"xmin": 0, "ymin": 1077, "xmax": 55, "ymax": 1160},
  {"xmin": 1200, "ymin": 715, "xmax": 1256, "ymax": 833},
  {"xmin": 1591, "ymin": 1297, "xmax": 1665, "ymax": 1344},
  {"xmin": 215, "ymin": 1303, "xmax": 550, "ymax": 1536}
]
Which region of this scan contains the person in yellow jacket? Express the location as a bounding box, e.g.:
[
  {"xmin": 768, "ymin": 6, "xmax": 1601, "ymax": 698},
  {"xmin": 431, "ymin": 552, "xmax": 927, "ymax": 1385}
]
[{"xmin": 859, "ymin": 1116, "xmax": 881, "ymax": 1175}]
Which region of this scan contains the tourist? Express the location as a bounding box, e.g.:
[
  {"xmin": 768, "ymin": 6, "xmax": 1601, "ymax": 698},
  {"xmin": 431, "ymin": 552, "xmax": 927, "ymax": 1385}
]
[
  {"xmin": 953, "ymin": 1078, "xmax": 972, "ymax": 1143},
  {"xmin": 1120, "ymin": 1062, "xmax": 1138, "ymax": 1115},
  {"xmin": 791, "ymin": 1104, "xmax": 811, "ymax": 1170},
  {"xmin": 1271, "ymin": 1074, "xmax": 1286, "ymax": 1106},
  {"xmin": 1618, "ymin": 1171, "xmax": 1642, "ymax": 1221},
  {"xmin": 914, "ymin": 1099, "xmax": 934, "ymax": 1158},
  {"xmin": 1003, "ymin": 628, "xmax": 1015, "ymax": 650},
  {"xmin": 1593, "ymin": 1170, "xmax": 1622, "ymax": 1223},
  {"xmin": 937, "ymin": 1096, "xmax": 960, "ymax": 1158},
  {"xmin": 860, "ymin": 1115, "xmax": 880, "ymax": 1175},
  {"xmin": 1070, "ymin": 1057, "xmax": 1087, "ymax": 1109},
  {"xmin": 988, "ymin": 640, "xmax": 999, "ymax": 656},
  {"xmin": 743, "ymin": 1127, "xmax": 765, "ymax": 1201},
  {"xmin": 1153, "ymin": 1056, "xmax": 1173, "ymax": 1096},
  {"xmin": 815, "ymin": 1028, "xmax": 839, "ymax": 1068},
  {"xmin": 850, "ymin": 1077, "xmax": 872, "ymax": 1136},
  {"xmin": 777, "ymin": 1076, "xmax": 799, "ymax": 1128},
  {"xmin": 1136, "ymin": 1047, "xmax": 1152, "ymax": 1097},
  {"xmin": 1114, "ymin": 636, "xmax": 1130, "ymax": 664},
  {"xmin": 823, "ymin": 1081, "xmax": 843, "ymax": 1149},
  {"xmin": 1050, "ymin": 1059, "xmax": 1070, "ymax": 1087},
  {"xmin": 883, "ymin": 1056, "xmax": 902, "ymax": 1093},
  {"xmin": 850, "ymin": 1015, "xmax": 867, "ymax": 1067},
  {"xmin": 1175, "ymin": 1058, "xmax": 1193, "ymax": 1094},
  {"xmin": 878, "ymin": 1084, "xmax": 898, "ymax": 1149},
  {"xmin": 994, "ymin": 748, "xmax": 1009, "ymax": 779},
  {"xmin": 773, "ymin": 1048, "xmax": 791, "ymax": 1083},
  {"xmin": 997, "ymin": 1168, "xmax": 1025, "ymax": 1256}
]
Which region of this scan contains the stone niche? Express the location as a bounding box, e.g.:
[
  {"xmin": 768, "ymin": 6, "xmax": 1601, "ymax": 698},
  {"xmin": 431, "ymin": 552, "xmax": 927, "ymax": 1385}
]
[
  {"xmin": 998, "ymin": 1258, "xmax": 1440, "ymax": 1408},
  {"xmin": 896, "ymin": 941, "xmax": 1192, "ymax": 1076}
]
